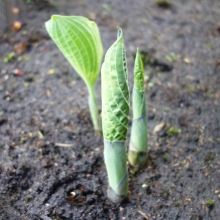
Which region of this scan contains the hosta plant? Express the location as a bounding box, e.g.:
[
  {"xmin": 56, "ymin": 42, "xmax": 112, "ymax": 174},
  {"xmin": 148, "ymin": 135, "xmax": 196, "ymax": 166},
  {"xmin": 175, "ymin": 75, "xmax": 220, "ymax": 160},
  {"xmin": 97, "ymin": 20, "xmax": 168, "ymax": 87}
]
[
  {"xmin": 45, "ymin": 15, "xmax": 103, "ymax": 132},
  {"xmin": 101, "ymin": 28, "xmax": 130, "ymax": 203},
  {"xmin": 128, "ymin": 48, "xmax": 148, "ymax": 168}
]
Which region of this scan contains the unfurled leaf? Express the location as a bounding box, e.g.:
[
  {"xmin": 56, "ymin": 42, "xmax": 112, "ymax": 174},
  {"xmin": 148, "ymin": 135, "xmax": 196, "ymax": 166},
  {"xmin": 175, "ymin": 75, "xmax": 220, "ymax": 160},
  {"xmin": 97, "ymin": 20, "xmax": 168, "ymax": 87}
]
[
  {"xmin": 45, "ymin": 15, "xmax": 103, "ymax": 86},
  {"xmin": 45, "ymin": 15, "xmax": 103, "ymax": 132}
]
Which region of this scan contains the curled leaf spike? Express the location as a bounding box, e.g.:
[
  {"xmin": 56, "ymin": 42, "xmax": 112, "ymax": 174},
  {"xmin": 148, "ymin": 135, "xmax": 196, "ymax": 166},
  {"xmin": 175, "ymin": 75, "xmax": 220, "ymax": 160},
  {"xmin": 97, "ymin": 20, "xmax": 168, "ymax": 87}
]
[
  {"xmin": 128, "ymin": 48, "xmax": 148, "ymax": 168},
  {"xmin": 101, "ymin": 28, "xmax": 130, "ymax": 203}
]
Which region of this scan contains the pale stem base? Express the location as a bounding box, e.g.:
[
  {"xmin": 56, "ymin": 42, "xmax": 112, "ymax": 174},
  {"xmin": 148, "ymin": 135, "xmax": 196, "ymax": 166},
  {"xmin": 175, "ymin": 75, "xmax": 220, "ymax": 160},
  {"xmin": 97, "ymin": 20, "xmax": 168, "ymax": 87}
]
[
  {"xmin": 104, "ymin": 140, "xmax": 128, "ymax": 203},
  {"xmin": 87, "ymin": 85, "xmax": 102, "ymax": 133}
]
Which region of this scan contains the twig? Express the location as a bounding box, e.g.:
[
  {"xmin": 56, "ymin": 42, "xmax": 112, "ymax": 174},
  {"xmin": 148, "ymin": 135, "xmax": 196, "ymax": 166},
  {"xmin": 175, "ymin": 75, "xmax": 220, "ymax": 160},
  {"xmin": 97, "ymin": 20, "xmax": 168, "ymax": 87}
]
[
  {"xmin": 55, "ymin": 143, "xmax": 74, "ymax": 147},
  {"xmin": 138, "ymin": 210, "xmax": 150, "ymax": 220},
  {"xmin": 137, "ymin": 195, "xmax": 151, "ymax": 220}
]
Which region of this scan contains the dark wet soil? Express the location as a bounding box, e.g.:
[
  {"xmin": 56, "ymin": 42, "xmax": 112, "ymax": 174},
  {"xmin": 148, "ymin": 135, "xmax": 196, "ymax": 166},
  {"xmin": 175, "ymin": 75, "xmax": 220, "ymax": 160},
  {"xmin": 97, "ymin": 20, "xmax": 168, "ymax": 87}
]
[{"xmin": 0, "ymin": 0, "xmax": 220, "ymax": 219}]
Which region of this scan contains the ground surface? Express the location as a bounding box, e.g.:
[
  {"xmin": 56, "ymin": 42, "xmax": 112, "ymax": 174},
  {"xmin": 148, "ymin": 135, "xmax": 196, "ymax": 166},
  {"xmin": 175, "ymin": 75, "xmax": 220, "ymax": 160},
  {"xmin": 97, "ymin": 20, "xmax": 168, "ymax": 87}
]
[{"xmin": 0, "ymin": 0, "xmax": 220, "ymax": 219}]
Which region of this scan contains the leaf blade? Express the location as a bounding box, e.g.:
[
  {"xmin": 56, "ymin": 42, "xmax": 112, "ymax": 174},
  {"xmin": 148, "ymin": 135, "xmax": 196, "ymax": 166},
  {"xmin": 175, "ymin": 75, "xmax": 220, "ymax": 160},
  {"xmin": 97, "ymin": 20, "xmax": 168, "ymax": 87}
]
[{"xmin": 45, "ymin": 15, "xmax": 103, "ymax": 86}]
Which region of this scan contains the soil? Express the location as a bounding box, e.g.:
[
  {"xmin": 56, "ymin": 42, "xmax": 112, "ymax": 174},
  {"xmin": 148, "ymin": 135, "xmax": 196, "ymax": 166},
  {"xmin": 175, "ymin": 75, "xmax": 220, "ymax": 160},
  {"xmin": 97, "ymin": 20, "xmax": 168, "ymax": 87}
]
[{"xmin": 0, "ymin": 0, "xmax": 220, "ymax": 219}]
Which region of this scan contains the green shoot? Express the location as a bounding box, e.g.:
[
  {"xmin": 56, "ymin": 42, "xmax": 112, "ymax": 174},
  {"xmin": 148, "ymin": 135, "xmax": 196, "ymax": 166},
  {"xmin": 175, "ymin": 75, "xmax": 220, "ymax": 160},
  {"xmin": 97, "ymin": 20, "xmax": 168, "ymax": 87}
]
[
  {"xmin": 166, "ymin": 125, "xmax": 180, "ymax": 136},
  {"xmin": 45, "ymin": 15, "xmax": 103, "ymax": 132},
  {"xmin": 165, "ymin": 52, "xmax": 176, "ymax": 62},
  {"xmin": 101, "ymin": 28, "xmax": 130, "ymax": 203},
  {"xmin": 128, "ymin": 48, "xmax": 148, "ymax": 168},
  {"xmin": 205, "ymin": 199, "xmax": 214, "ymax": 207},
  {"xmin": 163, "ymin": 154, "xmax": 168, "ymax": 161},
  {"xmin": 3, "ymin": 52, "xmax": 16, "ymax": 63},
  {"xmin": 102, "ymin": 4, "xmax": 113, "ymax": 12}
]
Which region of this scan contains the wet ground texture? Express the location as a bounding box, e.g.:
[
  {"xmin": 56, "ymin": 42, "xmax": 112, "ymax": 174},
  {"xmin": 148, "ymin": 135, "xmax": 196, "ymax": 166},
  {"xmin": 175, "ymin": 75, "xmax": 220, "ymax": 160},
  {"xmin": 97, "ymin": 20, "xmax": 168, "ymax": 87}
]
[{"xmin": 0, "ymin": 0, "xmax": 220, "ymax": 219}]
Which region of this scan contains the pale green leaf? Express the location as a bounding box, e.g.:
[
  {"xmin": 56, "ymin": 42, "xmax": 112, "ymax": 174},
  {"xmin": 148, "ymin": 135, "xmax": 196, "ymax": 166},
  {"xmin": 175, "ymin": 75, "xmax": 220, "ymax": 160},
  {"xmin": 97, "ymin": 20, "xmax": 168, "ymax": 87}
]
[
  {"xmin": 101, "ymin": 28, "xmax": 130, "ymax": 141},
  {"xmin": 45, "ymin": 15, "xmax": 103, "ymax": 86}
]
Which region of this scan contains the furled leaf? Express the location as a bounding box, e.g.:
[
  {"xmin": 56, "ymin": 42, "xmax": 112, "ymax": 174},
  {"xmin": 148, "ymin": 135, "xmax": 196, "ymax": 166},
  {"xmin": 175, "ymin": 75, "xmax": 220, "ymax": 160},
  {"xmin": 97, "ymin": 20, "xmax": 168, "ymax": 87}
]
[
  {"xmin": 134, "ymin": 48, "xmax": 145, "ymax": 93},
  {"xmin": 128, "ymin": 48, "xmax": 148, "ymax": 168},
  {"xmin": 45, "ymin": 15, "xmax": 103, "ymax": 86},
  {"xmin": 102, "ymin": 28, "xmax": 129, "ymax": 202},
  {"xmin": 101, "ymin": 28, "xmax": 130, "ymax": 141},
  {"xmin": 132, "ymin": 48, "xmax": 146, "ymax": 118}
]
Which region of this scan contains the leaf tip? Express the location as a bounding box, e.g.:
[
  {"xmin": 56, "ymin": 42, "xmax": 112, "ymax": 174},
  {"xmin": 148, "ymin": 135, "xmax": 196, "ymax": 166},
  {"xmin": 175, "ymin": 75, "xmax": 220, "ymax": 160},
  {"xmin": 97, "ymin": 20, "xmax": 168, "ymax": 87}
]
[
  {"xmin": 51, "ymin": 15, "xmax": 58, "ymax": 21},
  {"xmin": 89, "ymin": 20, "xmax": 95, "ymax": 25},
  {"xmin": 136, "ymin": 47, "xmax": 141, "ymax": 59},
  {"xmin": 117, "ymin": 27, "xmax": 122, "ymax": 39}
]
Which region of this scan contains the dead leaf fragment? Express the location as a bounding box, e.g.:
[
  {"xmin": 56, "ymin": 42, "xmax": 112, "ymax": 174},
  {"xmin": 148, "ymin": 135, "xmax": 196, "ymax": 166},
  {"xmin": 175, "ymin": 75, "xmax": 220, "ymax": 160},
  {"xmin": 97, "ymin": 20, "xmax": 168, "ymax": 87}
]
[
  {"xmin": 47, "ymin": 69, "xmax": 55, "ymax": 74},
  {"xmin": 14, "ymin": 42, "xmax": 26, "ymax": 54},
  {"xmin": 12, "ymin": 7, "xmax": 19, "ymax": 15},
  {"xmin": 153, "ymin": 122, "xmax": 166, "ymax": 133},
  {"xmin": 185, "ymin": 197, "xmax": 191, "ymax": 202},
  {"xmin": 184, "ymin": 57, "xmax": 192, "ymax": 63},
  {"xmin": 173, "ymin": 153, "xmax": 179, "ymax": 159},
  {"xmin": 186, "ymin": 75, "xmax": 195, "ymax": 80},
  {"xmin": 13, "ymin": 69, "xmax": 23, "ymax": 76},
  {"xmin": 87, "ymin": 12, "xmax": 96, "ymax": 20},
  {"xmin": 46, "ymin": 89, "xmax": 51, "ymax": 98},
  {"xmin": 12, "ymin": 21, "xmax": 22, "ymax": 32},
  {"xmin": 37, "ymin": 130, "xmax": 44, "ymax": 139}
]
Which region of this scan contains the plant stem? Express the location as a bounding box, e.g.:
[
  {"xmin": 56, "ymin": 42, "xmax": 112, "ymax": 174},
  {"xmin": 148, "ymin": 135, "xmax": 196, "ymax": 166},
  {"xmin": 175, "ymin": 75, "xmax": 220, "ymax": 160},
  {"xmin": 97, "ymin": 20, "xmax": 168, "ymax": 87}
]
[
  {"xmin": 128, "ymin": 87, "xmax": 148, "ymax": 168},
  {"xmin": 87, "ymin": 84, "xmax": 102, "ymax": 133},
  {"xmin": 104, "ymin": 140, "xmax": 128, "ymax": 203}
]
